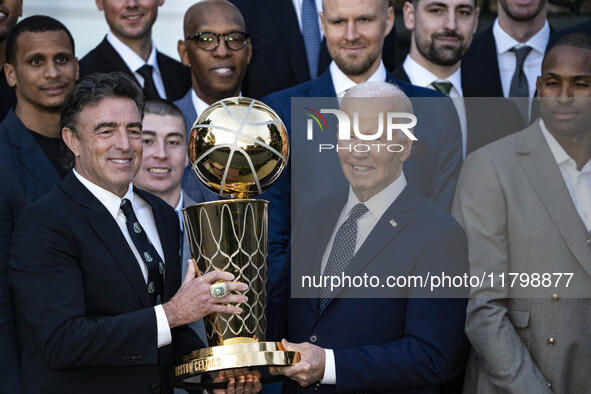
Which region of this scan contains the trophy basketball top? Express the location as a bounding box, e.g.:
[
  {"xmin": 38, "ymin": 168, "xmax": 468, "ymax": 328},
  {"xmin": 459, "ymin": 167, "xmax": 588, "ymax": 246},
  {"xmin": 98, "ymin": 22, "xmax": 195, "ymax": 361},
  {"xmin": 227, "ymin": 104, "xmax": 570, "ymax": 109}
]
[{"xmin": 188, "ymin": 97, "xmax": 289, "ymax": 199}]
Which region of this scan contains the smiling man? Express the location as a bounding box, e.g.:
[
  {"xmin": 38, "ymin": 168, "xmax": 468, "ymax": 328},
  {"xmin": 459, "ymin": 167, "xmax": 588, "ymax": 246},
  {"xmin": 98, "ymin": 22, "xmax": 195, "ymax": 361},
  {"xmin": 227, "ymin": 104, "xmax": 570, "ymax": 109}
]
[
  {"xmin": 10, "ymin": 72, "xmax": 248, "ymax": 394},
  {"xmin": 453, "ymin": 33, "xmax": 591, "ymax": 393},
  {"xmin": 175, "ymin": 0, "xmax": 252, "ymax": 204},
  {"xmin": 80, "ymin": 0, "xmax": 190, "ymax": 101},
  {"xmin": 0, "ymin": 15, "xmax": 78, "ymax": 392}
]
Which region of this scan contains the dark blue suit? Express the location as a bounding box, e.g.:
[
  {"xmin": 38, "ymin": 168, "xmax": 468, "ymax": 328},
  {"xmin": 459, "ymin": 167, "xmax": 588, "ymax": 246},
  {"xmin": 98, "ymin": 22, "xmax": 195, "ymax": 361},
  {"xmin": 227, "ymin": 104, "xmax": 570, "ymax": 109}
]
[
  {"xmin": 0, "ymin": 110, "xmax": 63, "ymax": 393},
  {"xmin": 10, "ymin": 173, "xmax": 195, "ymax": 393},
  {"xmin": 269, "ymin": 184, "xmax": 468, "ymax": 393},
  {"xmin": 261, "ymin": 69, "xmax": 463, "ymax": 286}
]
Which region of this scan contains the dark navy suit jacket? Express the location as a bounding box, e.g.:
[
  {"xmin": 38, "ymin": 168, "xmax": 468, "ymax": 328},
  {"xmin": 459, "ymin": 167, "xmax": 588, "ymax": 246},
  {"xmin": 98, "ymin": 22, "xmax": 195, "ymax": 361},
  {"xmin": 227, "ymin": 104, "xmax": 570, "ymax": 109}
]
[
  {"xmin": 268, "ymin": 184, "xmax": 469, "ymax": 393},
  {"xmin": 10, "ymin": 173, "xmax": 196, "ymax": 393},
  {"xmin": 0, "ymin": 110, "xmax": 64, "ymax": 393},
  {"xmin": 79, "ymin": 37, "xmax": 191, "ymax": 102},
  {"xmin": 261, "ymin": 69, "xmax": 463, "ymax": 287}
]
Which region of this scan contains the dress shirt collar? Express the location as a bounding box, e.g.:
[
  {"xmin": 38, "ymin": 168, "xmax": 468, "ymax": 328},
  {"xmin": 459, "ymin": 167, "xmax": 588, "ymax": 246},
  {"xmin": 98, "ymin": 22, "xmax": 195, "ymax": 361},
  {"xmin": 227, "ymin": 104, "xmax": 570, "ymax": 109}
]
[
  {"xmin": 402, "ymin": 54, "xmax": 463, "ymax": 96},
  {"xmin": 344, "ymin": 171, "xmax": 407, "ymax": 221},
  {"xmin": 73, "ymin": 168, "xmax": 135, "ymax": 219},
  {"xmin": 539, "ymin": 119, "xmax": 591, "ymax": 171},
  {"xmin": 191, "ymin": 89, "xmax": 242, "ymax": 117},
  {"xmin": 330, "ymin": 60, "xmax": 387, "ymax": 98},
  {"xmin": 175, "ymin": 191, "xmax": 184, "ymax": 232},
  {"xmin": 291, "ymin": 0, "xmax": 324, "ymax": 38},
  {"xmin": 106, "ymin": 31, "xmax": 161, "ymax": 75},
  {"xmin": 493, "ymin": 18, "xmax": 550, "ymax": 55}
]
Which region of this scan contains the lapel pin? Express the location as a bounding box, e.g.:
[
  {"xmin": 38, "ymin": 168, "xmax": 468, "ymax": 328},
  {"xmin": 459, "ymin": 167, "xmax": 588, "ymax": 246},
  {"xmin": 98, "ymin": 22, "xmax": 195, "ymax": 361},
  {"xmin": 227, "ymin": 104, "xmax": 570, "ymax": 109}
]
[{"xmin": 389, "ymin": 219, "xmax": 397, "ymax": 228}]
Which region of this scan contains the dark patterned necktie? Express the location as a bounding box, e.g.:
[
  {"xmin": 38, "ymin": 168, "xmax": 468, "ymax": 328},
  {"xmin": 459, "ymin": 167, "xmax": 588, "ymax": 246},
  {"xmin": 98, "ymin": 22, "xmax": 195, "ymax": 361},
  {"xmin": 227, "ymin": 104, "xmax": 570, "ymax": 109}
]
[
  {"xmin": 509, "ymin": 46, "xmax": 532, "ymax": 97},
  {"xmin": 432, "ymin": 81, "xmax": 453, "ymax": 96},
  {"xmin": 319, "ymin": 203, "xmax": 368, "ymax": 312},
  {"xmin": 120, "ymin": 198, "xmax": 164, "ymax": 305},
  {"xmin": 302, "ymin": 0, "xmax": 320, "ymax": 79},
  {"xmin": 137, "ymin": 64, "xmax": 160, "ymax": 99}
]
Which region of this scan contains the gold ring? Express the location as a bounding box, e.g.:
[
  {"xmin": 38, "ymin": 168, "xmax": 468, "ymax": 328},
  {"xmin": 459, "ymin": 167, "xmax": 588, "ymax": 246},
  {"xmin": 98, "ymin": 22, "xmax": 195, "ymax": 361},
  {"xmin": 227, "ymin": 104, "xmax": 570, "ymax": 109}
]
[{"xmin": 210, "ymin": 282, "xmax": 228, "ymax": 299}]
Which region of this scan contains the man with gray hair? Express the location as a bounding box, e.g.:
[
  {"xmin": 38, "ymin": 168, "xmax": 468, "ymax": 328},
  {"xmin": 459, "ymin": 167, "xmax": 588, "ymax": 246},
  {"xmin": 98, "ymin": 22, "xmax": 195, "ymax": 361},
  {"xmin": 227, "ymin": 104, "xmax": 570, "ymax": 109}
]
[{"xmin": 268, "ymin": 81, "xmax": 468, "ymax": 394}]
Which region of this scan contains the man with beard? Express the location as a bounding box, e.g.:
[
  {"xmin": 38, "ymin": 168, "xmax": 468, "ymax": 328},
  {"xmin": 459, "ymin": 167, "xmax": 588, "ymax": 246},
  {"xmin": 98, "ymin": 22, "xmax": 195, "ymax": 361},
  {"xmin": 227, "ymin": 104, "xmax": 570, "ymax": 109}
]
[
  {"xmin": 461, "ymin": 0, "xmax": 551, "ymax": 99},
  {"xmin": 453, "ymin": 33, "xmax": 591, "ymax": 393},
  {"xmin": 395, "ymin": 0, "xmax": 478, "ymax": 157}
]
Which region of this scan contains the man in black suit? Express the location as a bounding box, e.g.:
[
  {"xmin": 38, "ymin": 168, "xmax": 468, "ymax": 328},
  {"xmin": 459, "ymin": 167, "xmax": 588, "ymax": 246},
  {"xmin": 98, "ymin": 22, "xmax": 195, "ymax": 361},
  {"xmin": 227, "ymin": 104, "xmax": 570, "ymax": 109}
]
[
  {"xmin": 229, "ymin": 0, "xmax": 398, "ymax": 99},
  {"xmin": 461, "ymin": 0, "xmax": 551, "ymax": 98},
  {"xmin": 10, "ymin": 72, "xmax": 248, "ymax": 394},
  {"xmin": 0, "ymin": 15, "xmax": 78, "ymax": 393},
  {"xmin": 79, "ymin": 0, "xmax": 190, "ymax": 101},
  {"xmin": 0, "ymin": 0, "xmax": 21, "ymax": 121}
]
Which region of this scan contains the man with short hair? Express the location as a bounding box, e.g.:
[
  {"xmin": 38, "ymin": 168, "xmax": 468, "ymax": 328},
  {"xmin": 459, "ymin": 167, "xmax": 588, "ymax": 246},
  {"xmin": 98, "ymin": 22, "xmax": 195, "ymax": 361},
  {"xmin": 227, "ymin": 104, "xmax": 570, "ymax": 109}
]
[
  {"xmin": 269, "ymin": 81, "xmax": 468, "ymax": 393},
  {"xmin": 175, "ymin": 0, "xmax": 252, "ymax": 204},
  {"xmin": 80, "ymin": 0, "xmax": 190, "ymax": 101},
  {"xmin": 0, "ymin": 0, "xmax": 22, "ymax": 120},
  {"xmin": 262, "ymin": 0, "xmax": 463, "ymax": 284},
  {"xmin": 0, "ymin": 15, "xmax": 78, "ymax": 393},
  {"xmin": 453, "ymin": 33, "xmax": 591, "ymax": 393},
  {"xmin": 461, "ymin": 0, "xmax": 551, "ymax": 98},
  {"xmin": 132, "ymin": 98, "xmax": 207, "ymax": 347},
  {"xmin": 10, "ymin": 72, "xmax": 249, "ymax": 394}
]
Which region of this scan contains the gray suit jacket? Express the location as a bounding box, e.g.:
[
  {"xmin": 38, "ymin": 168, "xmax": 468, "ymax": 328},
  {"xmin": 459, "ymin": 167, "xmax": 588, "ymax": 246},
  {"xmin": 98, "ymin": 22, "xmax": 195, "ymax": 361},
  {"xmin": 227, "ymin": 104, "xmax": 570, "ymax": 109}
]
[{"xmin": 452, "ymin": 121, "xmax": 591, "ymax": 393}]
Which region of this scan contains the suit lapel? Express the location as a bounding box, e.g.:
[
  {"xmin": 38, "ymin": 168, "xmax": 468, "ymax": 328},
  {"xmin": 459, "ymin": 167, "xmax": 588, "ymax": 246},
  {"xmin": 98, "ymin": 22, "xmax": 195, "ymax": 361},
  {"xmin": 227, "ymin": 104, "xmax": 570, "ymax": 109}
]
[
  {"xmin": 517, "ymin": 124, "xmax": 591, "ymax": 275},
  {"xmin": 462, "ymin": 28, "xmax": 503, "ymax": 97},
  {"xmin": 98, "ymin": 38, "xmax": 140, "ymax": 85},
  {"xmin": 7, "ymin": 111, "xmax": 61, "ymax": 191}
]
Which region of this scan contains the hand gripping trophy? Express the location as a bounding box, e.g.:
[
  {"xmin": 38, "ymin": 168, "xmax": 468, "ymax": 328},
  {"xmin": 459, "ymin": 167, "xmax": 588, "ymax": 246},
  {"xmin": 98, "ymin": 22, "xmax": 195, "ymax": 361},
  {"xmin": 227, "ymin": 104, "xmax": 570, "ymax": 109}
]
[{"xmin": 173, "ymin": 97, "xmax": 297, "ymax": 389}]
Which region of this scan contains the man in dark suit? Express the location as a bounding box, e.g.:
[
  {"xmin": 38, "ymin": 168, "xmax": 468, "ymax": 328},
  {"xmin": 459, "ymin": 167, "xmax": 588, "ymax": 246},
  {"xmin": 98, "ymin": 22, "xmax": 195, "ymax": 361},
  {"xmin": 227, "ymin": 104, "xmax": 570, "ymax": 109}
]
[
  {"xmin": 175, "ymin": 0, "xmax": 251, "ymax": 204},
  {"xmin": 549, "ymin": 19, "xmax": 591, "ymax": 48},
  {"xmin": 0, "ymin": 0, "xmax": 21, "ymax": 121},
  {"xmin": 9, "ymin": 72, "xmax": 248, "ymax": 394},
  {"xmin": 228, "ymin": 0, "xmax": 398, "ymax": 99},
  {"xmin": 262, "ymin": 0, "xmax": 462, "ymax": 284},
  {"xmin": 269, "ymin": 82, "xmax": 468, "ymax": 393},
  {"xmin": 461, "ymin": 0, "xmax": 551, "ymax": 98},
  {"xmin": 79, "ymin": 0, "xmax": 190, "ymax": 101},
  {"xmin": 0, "ymin": 15, "xmax": 78, "ymax": 393}
]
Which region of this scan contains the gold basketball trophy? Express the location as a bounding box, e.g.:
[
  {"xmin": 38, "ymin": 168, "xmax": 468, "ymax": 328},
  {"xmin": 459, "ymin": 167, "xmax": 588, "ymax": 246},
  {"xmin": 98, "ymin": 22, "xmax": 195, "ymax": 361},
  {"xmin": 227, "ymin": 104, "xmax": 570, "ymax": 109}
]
[{"xmin": 173, "ymin": 97, "xmax": 298, "ymax": 389}]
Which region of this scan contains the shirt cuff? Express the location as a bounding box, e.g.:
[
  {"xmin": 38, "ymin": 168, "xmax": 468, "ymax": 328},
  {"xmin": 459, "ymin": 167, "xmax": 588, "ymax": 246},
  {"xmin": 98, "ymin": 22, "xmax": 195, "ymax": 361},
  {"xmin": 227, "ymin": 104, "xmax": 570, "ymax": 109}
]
[
  {"xmin": 155, "ymin": 305, "xmax": 172, "ymax": 348},
  {"xmin": 321, "ymin": 348, "xmax": 336, "ymax": 384}
]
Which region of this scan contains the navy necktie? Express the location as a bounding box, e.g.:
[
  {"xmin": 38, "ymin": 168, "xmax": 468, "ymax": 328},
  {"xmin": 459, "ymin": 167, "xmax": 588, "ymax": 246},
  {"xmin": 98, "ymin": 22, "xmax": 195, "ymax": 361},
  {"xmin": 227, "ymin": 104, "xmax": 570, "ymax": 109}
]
[
  {"xmin": 302, "ymin": 0, "xmax": 321, "ymax": 79},
  {"xmin": 319, "ymin": 203, "xmax": 368, "ymax": 312},
  {"xmin": 137, "ymin": 64, "xmax": 160, "ymax": 99},
  {"xmin": 120, "ymin": 198, "xmax": 164, "ymax": 305}
]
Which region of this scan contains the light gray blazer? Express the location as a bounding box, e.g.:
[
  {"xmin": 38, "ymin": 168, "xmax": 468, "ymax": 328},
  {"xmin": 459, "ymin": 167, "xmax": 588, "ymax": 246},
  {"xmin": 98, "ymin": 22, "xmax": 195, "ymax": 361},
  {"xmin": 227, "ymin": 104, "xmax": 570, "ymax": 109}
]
[{"xmin": 452, "ymin": 121, "xmax": 591, "ymax": 394}]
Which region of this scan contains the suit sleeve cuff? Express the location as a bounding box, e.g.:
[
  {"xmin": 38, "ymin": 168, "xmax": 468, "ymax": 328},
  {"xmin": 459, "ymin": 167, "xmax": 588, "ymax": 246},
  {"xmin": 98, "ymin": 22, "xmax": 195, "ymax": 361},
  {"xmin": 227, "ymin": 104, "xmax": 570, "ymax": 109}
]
[
  {"xmin": 321, "ymin": 348, "xmax": 336, "ymax": 385},
  {"xmin": 155, "ymin": 305, "xmax": 172, "ymax": 348}
]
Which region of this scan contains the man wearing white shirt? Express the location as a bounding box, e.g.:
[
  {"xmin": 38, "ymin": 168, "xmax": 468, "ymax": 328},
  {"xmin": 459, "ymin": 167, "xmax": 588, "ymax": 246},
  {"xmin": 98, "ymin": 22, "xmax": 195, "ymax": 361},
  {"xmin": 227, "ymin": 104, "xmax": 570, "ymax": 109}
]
[
  {"xmin": 453, "ymin": 33, "xmax": 591, "ymax": 393},
  {"xmin": 268, "ymin": 81, "xmax": 469, "ymax": 393},
  {"xmin": 9, "ymin": 72, "xmax": 248, "ymax": 394},
  {"xmin": 80, "ymin": 0, "xmax": 190, "ymax": 101},
  {"xmin": 462, "ymin": 0, "xmax": 551, "ymax": 98}
]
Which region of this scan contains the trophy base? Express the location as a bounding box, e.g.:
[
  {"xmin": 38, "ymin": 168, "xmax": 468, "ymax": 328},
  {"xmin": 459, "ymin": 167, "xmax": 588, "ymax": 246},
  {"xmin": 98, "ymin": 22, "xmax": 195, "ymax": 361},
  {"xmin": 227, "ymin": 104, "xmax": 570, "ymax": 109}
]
[{"xmin": 173, "ymin": 341, "xmax": 299, "ymax": 390}]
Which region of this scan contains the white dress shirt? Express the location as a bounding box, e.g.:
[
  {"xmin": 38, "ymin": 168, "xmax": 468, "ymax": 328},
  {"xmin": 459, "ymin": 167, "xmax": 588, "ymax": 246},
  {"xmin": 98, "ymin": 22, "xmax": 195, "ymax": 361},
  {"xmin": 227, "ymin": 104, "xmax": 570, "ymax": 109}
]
[
  {"xmin": 402, "ymin": 55, "xmax": 467, "ymax": 158},
  {"xmin": 492, "ymin": 19, "xmax": 550, "ymax": 98},
  {"xmin": 330, "ymin": 60, "xmax": 387, "ymax": 98},
  {"xmin": 73, "ymin": 170, "xmax": 172, "ymax": 348},
  {"xmin": 291, "ymin": 0, "xmax": 324, "ymax": 38},
  {"xmin": 190, "ymin": 89, "xmax": 243, "ymax": 120},
  {"xmin": 540, "ymin": 120, "xmax": 591, "ymax": 232},
  {"xmin": 319, "ymin": 172, "xmax": 408, "ymax": 384},
  {"xmin": 107, "ymin": 31, "xmax": 167, "ymax": 99}
]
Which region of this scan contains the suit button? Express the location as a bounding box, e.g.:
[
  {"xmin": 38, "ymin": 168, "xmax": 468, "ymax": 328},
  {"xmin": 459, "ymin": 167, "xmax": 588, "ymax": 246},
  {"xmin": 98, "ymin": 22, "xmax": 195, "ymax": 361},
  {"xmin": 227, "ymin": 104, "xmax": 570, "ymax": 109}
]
[
  {"xmin": 310, "ymin": 335, "xmax": 318, "ymax": 343},
  {"xmin": 150, "ymin": 383, "xmax": 160, "ymax": 393},
  {"xmin": 551, "ymin": 294, "xmax": 559, "ymax": 301},
  {"xmin": 547, "ymin": 337, "xmax": 555, "ymax": 345}
]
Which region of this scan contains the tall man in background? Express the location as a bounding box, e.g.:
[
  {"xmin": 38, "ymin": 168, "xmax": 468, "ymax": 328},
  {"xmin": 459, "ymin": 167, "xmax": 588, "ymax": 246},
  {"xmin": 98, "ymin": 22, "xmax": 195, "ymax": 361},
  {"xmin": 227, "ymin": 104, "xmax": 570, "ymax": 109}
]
[{"xmin": 0, "ymin": 0, "xmax": 21, "ymax": 120}]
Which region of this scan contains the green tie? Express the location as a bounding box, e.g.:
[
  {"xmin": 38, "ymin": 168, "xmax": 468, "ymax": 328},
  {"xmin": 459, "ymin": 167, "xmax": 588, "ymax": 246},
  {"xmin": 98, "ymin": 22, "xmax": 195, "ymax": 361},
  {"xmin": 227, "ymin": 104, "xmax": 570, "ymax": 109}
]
[{"xmin": 431, "ymin": 81, "xmax": 453, "ymax": 96}]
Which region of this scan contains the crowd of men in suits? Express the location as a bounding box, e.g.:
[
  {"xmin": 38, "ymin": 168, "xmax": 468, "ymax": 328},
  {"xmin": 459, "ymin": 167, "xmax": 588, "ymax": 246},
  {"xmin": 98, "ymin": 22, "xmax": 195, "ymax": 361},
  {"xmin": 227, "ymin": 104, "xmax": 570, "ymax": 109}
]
[{"xmin": 0, "ymin": 0, "xmax": 590, "ymax": 392}]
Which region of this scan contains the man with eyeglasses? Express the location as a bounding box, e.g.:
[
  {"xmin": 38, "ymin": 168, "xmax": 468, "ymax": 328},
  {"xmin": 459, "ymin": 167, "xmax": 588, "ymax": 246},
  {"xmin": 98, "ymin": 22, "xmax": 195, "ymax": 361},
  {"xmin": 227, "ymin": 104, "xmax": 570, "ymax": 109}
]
[
  {"xmin": 80, "ymin": 0, "xmax": 190, "ymax": 101},
  {"xmin": 175, "ymin": 0, "xmax": 252, "ymax": 204}
]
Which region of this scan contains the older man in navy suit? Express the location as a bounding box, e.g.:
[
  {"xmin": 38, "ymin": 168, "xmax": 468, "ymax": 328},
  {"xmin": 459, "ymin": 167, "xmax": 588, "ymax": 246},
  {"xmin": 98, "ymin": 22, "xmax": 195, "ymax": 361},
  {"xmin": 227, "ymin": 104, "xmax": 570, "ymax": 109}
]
[
  {"xmin": 262, "ymin": 0, "xmax": 463, "ymax": 286},
  {"xmin": 268, "ymin": 82, "xmax": 468, "ymax": 393}
]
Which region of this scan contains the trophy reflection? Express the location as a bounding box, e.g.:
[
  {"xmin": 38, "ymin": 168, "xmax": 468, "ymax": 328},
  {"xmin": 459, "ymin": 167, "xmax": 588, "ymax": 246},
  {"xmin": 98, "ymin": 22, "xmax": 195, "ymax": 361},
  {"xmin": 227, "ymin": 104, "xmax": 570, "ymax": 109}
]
[{"xmin": 173, "ymin": 97, "xmax": 297, "ymax": 389}]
